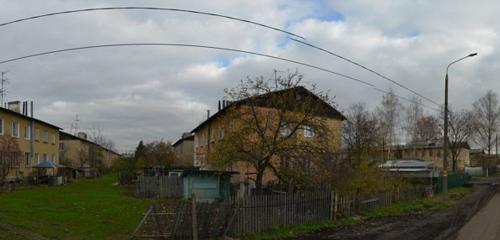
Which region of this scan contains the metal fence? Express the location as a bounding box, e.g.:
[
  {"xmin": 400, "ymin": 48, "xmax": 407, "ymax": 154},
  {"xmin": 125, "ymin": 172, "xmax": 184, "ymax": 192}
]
[{"xmin": 136, "ymin": 176, "xmax": 183, "ymax": 198}]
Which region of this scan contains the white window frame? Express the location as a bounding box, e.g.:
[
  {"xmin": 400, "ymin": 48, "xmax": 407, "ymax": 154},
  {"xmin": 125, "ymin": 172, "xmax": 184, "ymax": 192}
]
[
  {"xmin": 24, "ymin": 152, "xmax": 30, "ymax": 167},
  {"xmin": 280, "ymin": 125, "xmax": 292, "ymax": 137},
  {"xmin": 43, "ymin": 130, "xmax": 48, "ymax": 143},
  {"xmin": 43, "ymin": 153, "xmax": 48, "ymax": 162},
  {"xmin": 51, "ymin": 133, "xmax": 56, "ymax": 144},
  {"xmin": 11, "ymin": 122, "xmax": 19, "ymax": 138},
  {"xmin": 25, "ymin": 125, "xmax": 31, "ymax": 140},
  {"xmin": 303, "ymin": 125, "xmax": 314, "ymax": 138}
]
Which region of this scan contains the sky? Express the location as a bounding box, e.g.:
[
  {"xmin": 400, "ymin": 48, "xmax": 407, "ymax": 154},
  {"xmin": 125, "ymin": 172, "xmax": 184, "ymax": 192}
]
[{"xmin": 0, "ymin": 0, "xmax": 496, "ymax": 152}]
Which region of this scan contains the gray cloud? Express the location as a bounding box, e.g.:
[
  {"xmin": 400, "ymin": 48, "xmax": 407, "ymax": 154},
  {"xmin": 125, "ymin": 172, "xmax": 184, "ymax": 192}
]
[{"xmin": 0, "ymin": 0, "xmax": 496, "ymax": 151}]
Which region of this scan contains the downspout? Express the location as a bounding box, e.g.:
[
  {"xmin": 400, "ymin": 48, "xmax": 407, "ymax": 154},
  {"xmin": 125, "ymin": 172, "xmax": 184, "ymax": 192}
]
[{"xmin": 30, "ymin": 101, "xmax": 34, "ymax": 159}]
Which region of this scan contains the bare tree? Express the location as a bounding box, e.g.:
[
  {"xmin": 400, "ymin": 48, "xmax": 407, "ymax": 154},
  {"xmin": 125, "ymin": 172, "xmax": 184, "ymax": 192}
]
[
  {"xmin": 447, "ymin": 108, "xmax": 475, "ymax": 171},
  {"xmin": 473, "ymin": 90, "xmax": 500, "ymax": 154},
  {"xmin": 404, "ymin": 96, "xmax": 424, "ymax": 144},
  {"xmin": 0, "ymin": 135, "xmax": 21, "ymax": 185},
  {"xmin": 415, "ymin": 115, "xmax": 440, "ymax": 144},
  {"xmin": 209, "ymin": 70, "xmax": 338, "ymax": 192},
  {"xmin": 343, "ymin": 102, "xmax": 379, "ymax": 165},
  {"xmin": 375, "ymin": 88, "xmax": 401, "ymax": 160}
]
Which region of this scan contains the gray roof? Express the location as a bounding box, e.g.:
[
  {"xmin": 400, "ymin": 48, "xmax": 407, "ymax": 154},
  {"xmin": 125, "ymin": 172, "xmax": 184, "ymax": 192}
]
[
  {"xmin": 32, "ymin": 161, "xmax": 57, "ymax": 169},
  {"xmin": 379, "ymin": 159, "xmax": 434, "ymax": 169}
]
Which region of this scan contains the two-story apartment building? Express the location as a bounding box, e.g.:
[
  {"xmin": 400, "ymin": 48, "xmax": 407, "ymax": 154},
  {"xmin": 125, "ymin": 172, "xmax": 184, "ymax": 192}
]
[
  {"xmin": 59, "ymin": 131, "xmax": 120, "ymax": 178},
  {"xmin": 0, "ymin": 101, "xmax": 61, "ymax": 180},
  {"xmin": 172, "ymin": 132, "xmax": 194, "ymax": 166},
  {"xmin": 191, "ymin": 86, "xmax": 345, "ymax": 185}
]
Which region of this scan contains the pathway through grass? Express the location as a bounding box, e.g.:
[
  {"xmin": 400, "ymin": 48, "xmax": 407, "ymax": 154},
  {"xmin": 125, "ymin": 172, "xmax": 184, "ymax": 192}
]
[{"xmin": 0, "ymin": 175, "xmax": 151, "ymax": 239}]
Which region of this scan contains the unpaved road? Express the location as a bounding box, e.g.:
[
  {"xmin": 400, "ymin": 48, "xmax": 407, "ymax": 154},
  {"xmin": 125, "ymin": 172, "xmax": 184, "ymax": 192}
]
[{"xmin": 456, "ymin": 192, "xmax": 500, "ymax": 240}]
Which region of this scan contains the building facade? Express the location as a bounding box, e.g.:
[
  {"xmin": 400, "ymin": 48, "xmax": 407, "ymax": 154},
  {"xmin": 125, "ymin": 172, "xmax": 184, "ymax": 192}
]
[
  {"xmin": 59, "ymin": 131, "xmax": 120, "ymax": 178},
  {"xmin": 0, "ymin": 101, "xmax": 61, "ymax": 180},
  {"xmin": 191, "ymin": 87, "xmax": 345, "ymax": 186},
  {"xmin": 172, "ymin": 132, "xmax": 194, "ymax": 166}
]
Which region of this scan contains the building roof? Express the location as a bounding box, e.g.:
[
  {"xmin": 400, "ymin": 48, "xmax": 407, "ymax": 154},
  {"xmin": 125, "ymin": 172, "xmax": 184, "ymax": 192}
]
[
  {"xmin": 387, "ymin": 141, "xmax": 470, "ymax": 150},
  {"xmin": 172, "ymin": 133, "xmax": 194, "ymax": 147},
  {"xmin": 379, "ymin": 159, "xmax": 434, "ymax": 170},
  {"xmin": 59, "ymin": 131, "xmax": 121, "ymax": 156},
  {"xmin": 0, "ymin": 107, "xmax": 61, "ymax": 130},
  {"xmin": 191, "ymin": 86, "xmax": 346, "ymax": 133},
  {"xmin": 32, "ymin": 161, "xmax": 57, "ymax": 169}
]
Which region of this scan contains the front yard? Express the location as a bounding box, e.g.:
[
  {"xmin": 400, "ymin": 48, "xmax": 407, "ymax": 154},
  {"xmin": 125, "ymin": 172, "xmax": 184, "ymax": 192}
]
[{"xmin": 0, "ymin": 175, "xmax": 151, "ymax": 239}]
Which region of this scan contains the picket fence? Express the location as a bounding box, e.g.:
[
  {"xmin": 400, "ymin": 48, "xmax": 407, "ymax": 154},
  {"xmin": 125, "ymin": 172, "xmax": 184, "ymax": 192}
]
[
  {"xmin": 133, "ymin": 187, "xmax": 426, "ymax": 239},
  {"xmin": 136, "ymin": 176, "xmax": 183, "ymax": 198}
]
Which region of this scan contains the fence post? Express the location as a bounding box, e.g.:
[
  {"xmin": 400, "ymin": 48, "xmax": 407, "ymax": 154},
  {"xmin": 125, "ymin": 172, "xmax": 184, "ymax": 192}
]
[
  {"xmin": 334, "ymin": 192, "xmax": 338, "ymax": 221},
  {"xmin": 191, "ymin": 193, "xmax": 198, "ymax": 240},
  {"xmin": 329, "ymin": 191, "xmax": 334, "ymax": 220}
]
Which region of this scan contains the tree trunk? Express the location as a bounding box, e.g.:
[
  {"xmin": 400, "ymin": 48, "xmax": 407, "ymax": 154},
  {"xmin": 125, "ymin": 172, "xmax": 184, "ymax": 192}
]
[{"xmin": 255, "ymin": 169, "xmax": 264, "ymax": 194}]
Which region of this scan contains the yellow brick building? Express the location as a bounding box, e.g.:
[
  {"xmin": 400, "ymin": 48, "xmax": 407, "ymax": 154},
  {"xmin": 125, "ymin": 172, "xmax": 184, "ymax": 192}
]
[
  {"xmin": 0, "ymin": 102, "xmax": 61, "ymax": 180},
  {"xmin": 59, "ymin": 131, "xmax": 121, "ymax": 178},
  {"xmin": 191, "ymin": 87, "xmax": 345, "ymax": 185}
]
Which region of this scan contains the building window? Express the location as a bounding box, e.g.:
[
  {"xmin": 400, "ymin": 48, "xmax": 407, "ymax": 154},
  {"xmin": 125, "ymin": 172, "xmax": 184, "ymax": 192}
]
[
  {"xmin": 35, "ymin": 128, "xmax": 40, "ymax": 141},
  {"xmin": 25, "ymin": 125, "xmax": 31, "ymax": 139},
  {"xmin": 280, "ymin": 125, "xmax": 291, "ymax": 137},
  {"xmin": 24, "ymin": 152, "xmax": 30, "ymax": 167},
  {"xmin": 51, "ymin": 133, "xmax": 56, "ymax": 144},
  {"xmin": 0, "ymin": 118, "xmax": 3, "ymax": 135},
  {"xmin": 43, "ymin": 153, "xmax": 48, "ymax": 162},
  {"xmin": 11, "ymin": 122, "xmax": 19, "ymax": 137},
  {"xmin": 34, "ymin": 153, "xmax": 39, "ymax": 164},
  {"xmin": 12, "ymin": 153, "xmax": 19, "ymax": 167},
  {"xmin": 430, "ymin": 149, "xmax": 433, "ymax": 157},
  {"xmin": 218, "ymin": 127, "xmax": 224, "ymax": 140},
  {"xmin": 43, "ymin": 130, "xmax": 48, "ymax": 143},
  {"xmin": 51, "ymin": 154, "xmax": 55, "ymax": 162},
  {"xmin": 303, "ymin": 125, "xmax": 314, "ymax": 138},
  {"xmin": 59, "ymin": 143, "xmax": 64, "ymax": 151},
  {"xmin": 437, "ymin": 150, "xmax": 442, "ymax": 158}
]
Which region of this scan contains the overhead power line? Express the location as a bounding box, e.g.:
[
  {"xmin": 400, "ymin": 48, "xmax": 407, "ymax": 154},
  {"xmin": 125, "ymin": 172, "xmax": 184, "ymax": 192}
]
[
  {"xmin": 0, "ymin": 6, "xmax": 440, "ymax": 110},
  {"xmin": 0, "ymin": 42, "xmax": 439, "ymax": 112},
  {"xmin": 289, "ymin": 37, "xmax": 441, "ymax": 107},
  {"xmin": 0, "ymin": 7, "xmax": 306, "ymax": 40}
]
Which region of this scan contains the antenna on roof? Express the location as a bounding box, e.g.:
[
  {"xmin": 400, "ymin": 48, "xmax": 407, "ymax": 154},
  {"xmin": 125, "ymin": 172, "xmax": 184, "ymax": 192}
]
[
  {"xmin": 70, "ymin": 114, "xmax": 80, "ymax": 134},
  {"xmin": 0, "ymin": 71, "xmax": 9, "ymax": 107}
]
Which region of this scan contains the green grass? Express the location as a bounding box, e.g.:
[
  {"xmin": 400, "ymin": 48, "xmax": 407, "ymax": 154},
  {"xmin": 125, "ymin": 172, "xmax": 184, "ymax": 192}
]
[
  {"xmin": 244, "ymin": 217, "xmax": 359, "ymax": 239},
  {"xmin": 365, "ymin": 187, "xmax": 468, "ymax": 218},
  {"xmin": 0, "ymin": 175, "xmax": 152, "ymax": 240}
]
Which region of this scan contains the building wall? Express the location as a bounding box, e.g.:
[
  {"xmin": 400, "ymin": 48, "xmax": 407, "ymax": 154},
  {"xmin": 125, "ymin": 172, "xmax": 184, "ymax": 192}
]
[
  {"xmin": 193, "ymin": 106, "xmax": 343, "ymax": 185},
  {"xmin": 388, "ymin": 147, "xmax": 470, "ymax": 171},
  {"xmin": 174, "ymin": 139, "xmax": 194, "ymax": 166},
  {"xmin": 0, "ymin": 111, "xmax": 59, "ymax": 178},
  {"xmin": 60, "ymin": 138, "xmax": 120, "ymax": 169}
]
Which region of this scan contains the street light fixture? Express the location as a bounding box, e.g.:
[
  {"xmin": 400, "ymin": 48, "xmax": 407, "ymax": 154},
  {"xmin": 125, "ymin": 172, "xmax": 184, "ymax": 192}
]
[{"xmin": 443, "ymin": 52, "xmax": 477, "ymax": 199}]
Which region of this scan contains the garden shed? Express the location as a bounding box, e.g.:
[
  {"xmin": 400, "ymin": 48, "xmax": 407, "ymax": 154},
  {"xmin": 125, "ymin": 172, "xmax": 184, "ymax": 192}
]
[{"xmin": 178, "ymin": 170, "xmax": 236, "ymax": 202}]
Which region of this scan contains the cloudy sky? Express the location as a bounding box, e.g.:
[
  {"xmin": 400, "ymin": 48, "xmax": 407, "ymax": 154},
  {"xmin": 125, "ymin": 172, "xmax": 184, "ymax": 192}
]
[{"xmin": 0, "ymin": 0, "xmax": 495, "ymax": 152}]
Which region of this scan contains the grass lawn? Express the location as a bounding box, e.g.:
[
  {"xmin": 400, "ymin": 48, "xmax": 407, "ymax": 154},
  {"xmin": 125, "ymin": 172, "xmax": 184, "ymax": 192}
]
[
  {"xmin": 0, "ymin": 175, "xmax": 152, "ymax": 240},
  {"xmin": 364, "ymin": 187, "xmax": 469, "ymax": 218}
]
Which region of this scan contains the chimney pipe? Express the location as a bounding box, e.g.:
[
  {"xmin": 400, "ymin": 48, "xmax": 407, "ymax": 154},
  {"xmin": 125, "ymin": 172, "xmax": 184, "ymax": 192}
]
[
  {"xmin": 223, "ymin": 100, "xmax": 226, "ymax": 108},
  {"xmin": 207, "ymin": 110, "xmax": 210, "ymax": 119},
  {"xmin": 218, "ymin": 100, "xmax": 221, "ymax": 111}
]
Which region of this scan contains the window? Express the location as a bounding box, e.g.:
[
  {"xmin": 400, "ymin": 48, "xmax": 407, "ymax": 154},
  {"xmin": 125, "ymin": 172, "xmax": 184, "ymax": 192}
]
[
  {"xmin": 51, "ymin": 154, "xmax": 55, "ymax": 162},
  {"xmin": 430, "ymin": 149, "xmax": 433, "ymax": 157},
  {"xmin": 43, "ymin": 130, "xmax": 48, "ymax": 143},
  {"xmin": 34, "ymin": 153, "xmax": 39, "ymax": 164},
  {"xmin": 12, "ymin": 153, "xmax": 19, "ymax": 167},
  {"xmin": 24, "ymin": 152, "xmax": 30, "ymax": 167},
  {"xmin": 11, "ymin": 122, "xmax": 19, "ymax": 137},
  {"xmin": 51, "ymin": 133, "xmax": 56, "ymax": 144},
  {"xmin": 43, "ymin": 153, "xmax": 48, "ymax": 162},
  {"xmin": 25, "ymin": 125, "xmax": 31, "ymax": 139},
  {"xmin": 303, "ymin": 125, "xmax": 314, "ymax": 138},
  {"xmin": 59, "ymin": 143, "xmax": 65, "ymax": 151},
  {"xmin": 280, "ymin": 126, "xmax": 292, "ymax": 137},
  {"xmin": 218, "ymin": 127, "xmax": 224, "ymax": 140},
  {"xmin": 0, "ymin": 118, "xmax": 3, "ymax": 135},
  {"xmin": 35, "ymin": 128, "xmax": 40, "ymax": 141}
]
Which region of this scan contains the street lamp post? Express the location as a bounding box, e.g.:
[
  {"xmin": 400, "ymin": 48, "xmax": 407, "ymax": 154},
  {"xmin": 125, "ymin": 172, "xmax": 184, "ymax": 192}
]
[{"xmin": 443, "ymin": 52, "xmax": 477, "ymax": 199}]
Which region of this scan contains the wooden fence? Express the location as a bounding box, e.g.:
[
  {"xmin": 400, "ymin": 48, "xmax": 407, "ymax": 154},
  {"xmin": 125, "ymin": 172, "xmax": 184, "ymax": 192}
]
[
  {"xmin": 133, "ymin": 187, "xmax": 427, "ymax": 239},
  {"xmin": 136, "ymin": 176, "xmax": 183, "ymax": 198}
]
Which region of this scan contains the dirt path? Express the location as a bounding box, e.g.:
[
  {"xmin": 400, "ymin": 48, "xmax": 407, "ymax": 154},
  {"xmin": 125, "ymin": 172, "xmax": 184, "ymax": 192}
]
[{"xmin": 455, "ymin": 192, "xmax": 500, "ymax": 240}]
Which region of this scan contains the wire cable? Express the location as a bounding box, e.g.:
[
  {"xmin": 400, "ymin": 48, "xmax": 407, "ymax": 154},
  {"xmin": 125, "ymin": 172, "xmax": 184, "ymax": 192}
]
[
  {"xmin": 289, "ymin": 37, "xmax": 441, "ymax": 107},
  {"xmin": 0, "ymin": 7, "xmax": 305, "ymax": 40},
  {"xmin": 0, "ymin": 42, "xmax": 440, "ymax": 112}
]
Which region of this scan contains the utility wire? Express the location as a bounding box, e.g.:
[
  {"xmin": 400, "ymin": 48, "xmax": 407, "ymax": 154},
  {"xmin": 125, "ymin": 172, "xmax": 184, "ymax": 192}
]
[
  {"xmin": 0, "ymin": 42, "xmax": 376, "ymax": 87},
  {"xmin": 0, "ymin": 6, "xmax": 440, "ymax": 110},
  {"xmin": 0, "ymin": 7, "xmax": 306, "ymax": 40},
  {"xmin": 289, "ymin": 37, "xmax": 441, "ymax": 107},
  {"xmin": 0, "ymin": 42, "xmax": 440, "ymax": 112}
]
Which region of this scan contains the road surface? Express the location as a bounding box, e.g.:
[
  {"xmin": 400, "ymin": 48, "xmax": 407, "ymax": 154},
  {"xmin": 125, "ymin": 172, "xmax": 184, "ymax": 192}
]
[{"xmin": 456, "ymin": 192, "xmax": 500, "ymax": 240}]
